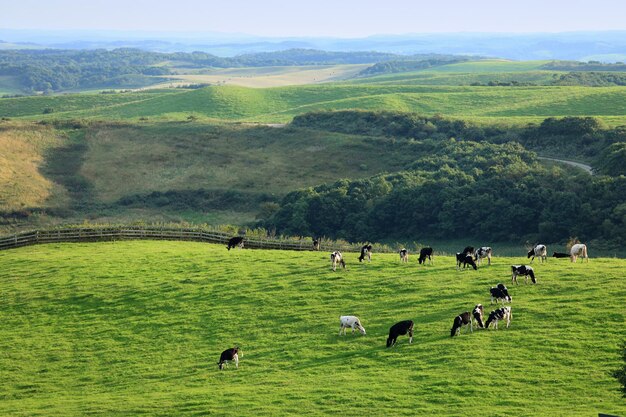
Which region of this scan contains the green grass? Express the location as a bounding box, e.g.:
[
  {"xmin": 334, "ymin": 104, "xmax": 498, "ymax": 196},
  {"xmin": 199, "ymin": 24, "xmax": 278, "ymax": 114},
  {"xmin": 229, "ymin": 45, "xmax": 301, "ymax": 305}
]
[
  {"xmin": 0, "ymin": 240, "xmax": 624, "ymax": 416},
  {"xmin": 3, "ymin": 83, "xmax": 626, "ymax": 126}
]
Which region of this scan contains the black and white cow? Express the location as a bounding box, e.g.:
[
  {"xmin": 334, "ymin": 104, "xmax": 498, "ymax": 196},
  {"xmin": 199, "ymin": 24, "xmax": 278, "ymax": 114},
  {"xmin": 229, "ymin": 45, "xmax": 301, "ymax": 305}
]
[
  {"xmin": 527, "ymin": 244, "xmax": 547, "ymax": 263},
  {"xmin": 313, "ymin": 238, "xmax": 320, "ymax": 251},
  {"xmin": 399, "ymin": 248, "xmax": 409, "ymax": 263},
  {"xmin": 359, "ymin": 244, "xmax": 373, "ymax": 263},
  {"xmin": 330, "ymin": 251, "xmax": 346, "ymax": 271},
  {"xmin": 456, "ymin": 252, "xmax": 477, "ymax": 270},
  {"xmin": 226, "ymin": 236, "xmax": 244, "ymax": 251},
  {"xmin": 218, "ymin": 346, "xmax": 241, "ymax": 370},
  {"xmin": 485, "ymin": 307, "xmax": 512, "ymax": 329},
  {"xmin": 474, "ymin": 247, "xmax": 493, "ymax": 266},
  {"xmin": 339, "ymin": 315, "xmax": 366, "ymax": 336},
  {"xmin": 386, "ymin": 320, "xmax": 414, "ymax": 347},
  {"xmin": 552, "ymin": 251, "xmax": 570, "ymax": 258},
  {"xmin": 472, "ymin": 304, "xmax": 484, "ymax": 329},
  {"xmin": 450, "ymin": 311, "xmax": 472, "ymax": 337},
  {"xmin": 490, "ymin": 283, "xmax": 512, "ymax": 304},
  {"xmin": 511, "ymin": 265, "xmax": 536, "ymax": 284},
  {"xmin": 418, "ymin": 247, "xmax": 434, "ymax": 265}
]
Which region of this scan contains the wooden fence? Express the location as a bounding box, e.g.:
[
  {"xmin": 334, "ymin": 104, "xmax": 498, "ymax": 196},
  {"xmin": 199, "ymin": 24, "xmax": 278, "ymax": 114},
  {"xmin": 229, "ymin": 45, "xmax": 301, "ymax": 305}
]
[{"xmin": 0, "ymin": 226, "xmax": 377, "ymax": 253}]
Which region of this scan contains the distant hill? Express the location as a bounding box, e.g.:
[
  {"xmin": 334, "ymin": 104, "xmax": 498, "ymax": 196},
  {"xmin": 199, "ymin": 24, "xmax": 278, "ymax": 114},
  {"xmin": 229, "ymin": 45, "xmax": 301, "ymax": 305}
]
[{"xmin": 2, "ymin": 29, "xmax": 626, "ymax": 61}]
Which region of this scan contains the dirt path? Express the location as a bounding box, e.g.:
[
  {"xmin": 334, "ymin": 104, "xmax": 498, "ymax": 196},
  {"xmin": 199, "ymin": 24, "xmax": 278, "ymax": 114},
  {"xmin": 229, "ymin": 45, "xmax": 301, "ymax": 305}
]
[{"xmin": 537, "ymin": 157, "xmax": 593, "ymax": 174}]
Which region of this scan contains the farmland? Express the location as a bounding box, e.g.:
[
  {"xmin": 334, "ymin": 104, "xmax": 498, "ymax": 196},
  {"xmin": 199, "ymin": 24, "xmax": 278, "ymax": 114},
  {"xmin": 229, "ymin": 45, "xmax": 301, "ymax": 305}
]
[{"xmin": 0, "ymin": 241, "xmax": 624, "ymax": 416}]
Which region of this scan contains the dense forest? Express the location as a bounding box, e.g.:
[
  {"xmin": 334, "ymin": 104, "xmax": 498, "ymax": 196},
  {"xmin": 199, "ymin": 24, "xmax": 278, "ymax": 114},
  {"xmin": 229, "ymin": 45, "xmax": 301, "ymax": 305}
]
[
  {"xmin": 268, "ymin": 111, "xmax": 626, "ymax": 246},
  {"xmin": 292, "ymin": 111, "xmax": 626, "ymax": 166}
]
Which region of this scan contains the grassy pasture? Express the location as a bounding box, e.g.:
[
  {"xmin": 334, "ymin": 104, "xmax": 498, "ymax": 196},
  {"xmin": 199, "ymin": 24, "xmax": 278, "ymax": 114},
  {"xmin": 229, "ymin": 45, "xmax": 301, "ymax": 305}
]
[
  {"xmin": 0, "ymin": 241, "xmax": 624, "ymax": 416},
  {"xmin": 159, "ymin": 64, "xmax": 370, "ymax": 88},
  {"xmin": 3, "ymin": 84, "xmax": 626, "ymax": 126}
]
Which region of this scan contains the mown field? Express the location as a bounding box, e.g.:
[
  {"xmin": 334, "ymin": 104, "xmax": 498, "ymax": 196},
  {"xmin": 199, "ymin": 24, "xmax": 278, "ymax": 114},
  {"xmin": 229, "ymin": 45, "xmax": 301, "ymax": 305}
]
[
  {"xmin": 3, "ymin": 83, "xmax": 626, "ymax": 126},
  {"xmin": 0, "ymin": 241, "xmax": 624, "ymax": 416}
]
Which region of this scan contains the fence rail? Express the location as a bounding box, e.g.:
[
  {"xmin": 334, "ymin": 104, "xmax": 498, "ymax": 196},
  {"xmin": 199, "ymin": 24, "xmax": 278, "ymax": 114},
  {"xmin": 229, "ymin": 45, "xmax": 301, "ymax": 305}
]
[{"xmin": 0, "ymin": 226, "xmax": 378, "ymax": 254}]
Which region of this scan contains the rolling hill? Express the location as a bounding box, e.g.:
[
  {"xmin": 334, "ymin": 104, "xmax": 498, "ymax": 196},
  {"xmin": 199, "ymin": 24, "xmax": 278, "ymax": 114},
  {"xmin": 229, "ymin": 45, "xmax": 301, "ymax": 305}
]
[{"xmin": 3, "ymin": 83, "xmax": 626, "ymax": 126}]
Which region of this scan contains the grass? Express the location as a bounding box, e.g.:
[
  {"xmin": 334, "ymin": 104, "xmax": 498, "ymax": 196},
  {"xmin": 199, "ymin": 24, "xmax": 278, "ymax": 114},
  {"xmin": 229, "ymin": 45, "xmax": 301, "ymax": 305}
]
[
  {"xmin": 0, "ymin": 240, "xmax": 624, "ymax": 416},
  {"xmin": 3, "ymin": 83, "xmax": 626, "ymax": 126}
]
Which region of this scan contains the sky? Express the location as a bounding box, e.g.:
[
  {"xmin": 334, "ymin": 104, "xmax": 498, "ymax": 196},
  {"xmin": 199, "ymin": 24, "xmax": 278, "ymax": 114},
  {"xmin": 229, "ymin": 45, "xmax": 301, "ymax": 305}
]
[{"xmin": 1, "ymin": 0, "xmax": 625, "ymax": 37}]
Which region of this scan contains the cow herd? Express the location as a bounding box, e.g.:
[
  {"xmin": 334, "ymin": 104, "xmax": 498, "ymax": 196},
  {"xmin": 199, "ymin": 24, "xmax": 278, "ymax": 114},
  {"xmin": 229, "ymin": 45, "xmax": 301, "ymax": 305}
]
[{"xmin": 218, "ymin": 238, "xmax": 589, "ymax": 369}]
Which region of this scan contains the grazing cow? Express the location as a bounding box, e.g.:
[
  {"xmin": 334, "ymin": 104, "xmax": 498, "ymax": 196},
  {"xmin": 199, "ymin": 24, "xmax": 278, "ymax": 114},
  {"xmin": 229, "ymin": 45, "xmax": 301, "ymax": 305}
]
[
  {"xmin": 485, "ymin": 307, "xmax": 512, "ymax": 329},
  {"xmin": 527, "ymin": 244, "xmax": 547, "ymax": 263},
  {"xmin": 418, "ymin": 247, "xmax": 434, "ymax": 265},
  {"xmin": 386, "ymin": 320, "xmax": 414, "ymax": 347},
  {"xmin": 313, "ymin": 239, "xmax": 320, "ymax": 251},
  {"xmin": 462, "ymin": 246, "xmax": 474, "ymax": 256},
  {"xmin": 474, "ymin": 247, "xmax": 493, "ymax": 266},
  {"xmin": 570, "ymin": 243, "xmax": 589, "ymax": 263},
  {"xmin": 359, "ymin": 244, "xmax": 373, "ymax": 263},
  {"xmin": 330, "ymin": 251, "xmax": 346, "ymax": 271},
  {"xmin": 472, "ymin": 304, "xmax": 485, "ymax": 329},
  {"xmin": 490, "ymin": 283, "xmax": 512, "ymax": 304},
  {"xmin": 511, "ymin": 265, "xmax": 536, "ymax": 284},
  {"xmin": 450, "ymin": 311, "xmax": 473, "ymax": 337},
  {"xmin": 399, "ymin": 248, "xmax": 409, "ymax": 263},
  {"xmin": 226, "ymin": 236, "xmax": 244, "ymax": 251},
  {"xmin": 552, "ymin": 251, "xmax": 570, "ymax": 258},
  {"xmin": 218, "ymin": 346, "xmax": 240, "ymax": 370},
  {"xmin": 339, "ymin": 316, "xmax": 366, "ymax": 336},
  {"xmin": 456, "ymin": 253, "xmax": 477, "ymax": 270}
]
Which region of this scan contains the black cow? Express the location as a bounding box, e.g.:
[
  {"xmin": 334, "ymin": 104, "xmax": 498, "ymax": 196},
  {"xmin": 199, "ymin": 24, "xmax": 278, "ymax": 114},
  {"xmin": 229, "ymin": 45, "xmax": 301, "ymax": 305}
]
[
  {"xmin": 456, "ymin": 253, "xmax": 477, "ymax": 270},
  {"xmin": 511, "ymin": 265, "xmax": 536, "ymax": 284},
  {"xmin": 226, "ymin": 236, "xmax": 244, "ymax": 251},
  {"xmin": 485, "ymin": 307, "xmax": 512, "ymax": 329},
  {"xmin": 450, "ymin": 311, "xmax": 472, "ymax": 337},
  {"xmin": 418, "ymin": 247, "xmax": 433, "ymax": 265},
  {"xmin": 552, "ymin": 251, "xmax": 569, "ymax": 258},
  {"xmin": 218, "ymin": 346, "xmax": 240, "ymax": 370},
  {"xmin": 490, "ymin": 283, "xmax": 511, "ymax": 304},
  {"xmin": 472, "ymin": 304, "xmax": 484, "ymax": 329},
  {"xmin": 359, "ymin": 244, "xmax": 373, "ymax": 262},
  {"xmin": 386, "ymin": 320, "xmax": 414, "ymax": 347}
]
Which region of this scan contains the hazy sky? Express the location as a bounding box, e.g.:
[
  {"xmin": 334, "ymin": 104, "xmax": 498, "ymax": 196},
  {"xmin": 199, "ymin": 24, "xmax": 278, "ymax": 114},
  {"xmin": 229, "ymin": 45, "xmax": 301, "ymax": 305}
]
[{"xmin": 2, "ymin": 0, "xmax": 625, "ymax": 37}]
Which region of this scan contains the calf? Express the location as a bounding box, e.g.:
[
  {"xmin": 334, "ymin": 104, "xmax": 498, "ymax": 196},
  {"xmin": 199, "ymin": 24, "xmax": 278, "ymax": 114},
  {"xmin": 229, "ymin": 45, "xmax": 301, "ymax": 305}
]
[
  {"xmin": 339, "ymin": 315, "xmax": 366, "ymax": 336},
  {"xmin": 386, "ymin": 320, "xmax": 414, "ymax": 347},
  {"xmin": 511, "ymin": 265, "xmax": 536, "ymax": 284},
  {"xmin": 472, "ymin": 304, "xmax": 484, "ymax": 329},
  {"xmin": 474, "ymin": 247, "xmax": 492, "ymax": 266},
  {"xmin": 570, "ymin": 243, "xmax": 589, "ymax": 263},
  {"xmin": 218, "ymin": 346, "xmax": 240, "ymax": 370},
  {"xmin": 330, "ymin": 251, "xmax": 346, "ymax": 271},
  {"xmin": 359, "ymin": 244, "xmax": 373, "ymax": 263},
  {"xmin": 527, "ymin": 244, "xmax": 547, "ymax": 263},
  {"xmin": 485, "ymin": 307, "xmax": 512, "ymax": 329},
  {"xmin": 399, "ymin": 248, "xmax": 409, "ymax": 263},
  {"xmin": 552, "ymin": 251, "xmax": 570, "ymax": 258},
  {"xmin": 418, "ymin": 247, "xmax": 433, "ymax": 265},
  {"xmin": 490, "ymin": 283, "xmax": 512, "ymax": 304},
  {"xmin": 226, "ymin": 236, "xmax": 244, "ymax": 251},
  {"xmin": 456, "ymin": 253, "xmax": 477, "ymax": 270},
  {"xmin": 450, "ymin": 311, "xmax": 472, "ymax": 337}
]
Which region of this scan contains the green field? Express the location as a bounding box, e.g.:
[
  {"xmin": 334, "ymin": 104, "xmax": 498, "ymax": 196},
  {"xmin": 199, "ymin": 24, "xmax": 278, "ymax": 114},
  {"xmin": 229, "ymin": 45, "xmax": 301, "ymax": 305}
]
[
  {"xmin": 3, "ymin": 83, "xmax": 626, "ymax": 126},
  {"xmin": 0, "ymin": 241, "xmax": 624, "ymax": 416}
]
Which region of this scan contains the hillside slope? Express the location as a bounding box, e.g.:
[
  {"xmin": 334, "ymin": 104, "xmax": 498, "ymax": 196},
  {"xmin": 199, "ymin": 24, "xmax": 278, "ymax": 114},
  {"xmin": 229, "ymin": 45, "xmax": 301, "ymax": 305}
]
[{"xmin": 0, "ymin": 241, "xmax": 624, "ymax": 416}]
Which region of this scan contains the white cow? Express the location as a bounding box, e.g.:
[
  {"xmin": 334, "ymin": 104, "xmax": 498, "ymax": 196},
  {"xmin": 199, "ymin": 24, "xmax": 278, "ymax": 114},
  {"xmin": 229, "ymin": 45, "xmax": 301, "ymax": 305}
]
[
  {"xmin": 339, "ymin": 316, "xmax": 366, "ymax": 335},
  {"xmin": 570, "ymin": 243, "xmax": 588, "ymax": 263}
]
